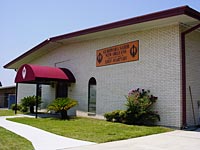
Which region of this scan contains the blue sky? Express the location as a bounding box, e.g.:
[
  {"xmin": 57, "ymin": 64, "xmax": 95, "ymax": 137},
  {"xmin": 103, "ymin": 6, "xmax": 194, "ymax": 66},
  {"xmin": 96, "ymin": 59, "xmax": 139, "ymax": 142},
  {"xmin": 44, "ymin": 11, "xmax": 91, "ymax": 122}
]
[{"xmin": 1, "ymin": 0, "xmax": 200, "ymax": 86}]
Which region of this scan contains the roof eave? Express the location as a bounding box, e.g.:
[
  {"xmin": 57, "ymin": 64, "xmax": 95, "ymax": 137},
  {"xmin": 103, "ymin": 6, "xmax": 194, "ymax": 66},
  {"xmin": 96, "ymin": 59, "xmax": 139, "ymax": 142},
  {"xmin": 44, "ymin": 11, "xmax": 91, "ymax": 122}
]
[
  {"xmin": 4, "ymin": 5, "xmax": 200, "ymax": 69},
  {"xmin": 49, "ymin": 6, "xmax": 200, "ymax": 42},
  {"xmin": 4, "ymin": 39, "xmax": 50, "ymax": 69}
]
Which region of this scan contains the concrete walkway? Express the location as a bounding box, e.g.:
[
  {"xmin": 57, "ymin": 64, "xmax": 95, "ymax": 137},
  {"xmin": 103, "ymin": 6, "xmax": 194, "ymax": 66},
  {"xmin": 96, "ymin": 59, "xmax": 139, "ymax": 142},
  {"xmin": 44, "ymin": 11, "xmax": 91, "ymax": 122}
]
[
  {"xmin": 1, "ymin": 115, "xmax": 200, "ymax": 150},
  {"xmin": 65, "ymin": 130, "xmax": 200, "ymax": 150},
  {"xmin": 0, "ymin": 115, "xmax": 95, "ymax": 150}
]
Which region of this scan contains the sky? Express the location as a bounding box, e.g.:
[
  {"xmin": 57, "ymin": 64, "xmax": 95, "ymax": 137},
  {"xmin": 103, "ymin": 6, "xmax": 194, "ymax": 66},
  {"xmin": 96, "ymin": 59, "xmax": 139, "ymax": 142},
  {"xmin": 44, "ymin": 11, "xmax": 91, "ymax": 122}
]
[{"xmin": 0, "ymin": 0, "xmax": 200, "ymax": 86}]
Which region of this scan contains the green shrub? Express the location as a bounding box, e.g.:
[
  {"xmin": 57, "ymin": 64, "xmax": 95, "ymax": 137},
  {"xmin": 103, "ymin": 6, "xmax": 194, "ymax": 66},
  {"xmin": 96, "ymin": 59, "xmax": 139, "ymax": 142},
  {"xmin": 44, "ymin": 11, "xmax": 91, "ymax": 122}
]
[
  {"xmin": 104, "ymin": 110, "xmax": 120, "ymax": 122},
  {"xmin": 104, "ymin": 88, "xmax": 160, "ymax": 125},
  {"xmin": 111, "ymin": 110, "xmax": 120, "ymax": 122},
  {"xmin": 104, "ymin": 112, "xmax": 113, "ymax": 121},
  {"xmin": 20, "ymin": 95, "xmax": 42, "ymax": 113},
  {"xmin": 11, "ymin": 104, "xmax": 22, "ymax": 111},
  {"xmin": 118, "ymin": 110, "xmax": 127, "ymax": 123},
  {"xmin": 125, "ymin": 88, "xmax": 160, "ymax": 125},
  {"xmin": 20, "ymin": 106, "xmax": 29, "ymax": 112},
  {"xmin": 104, "ymin": 110, "xmax": 126, "ymax": 123},
  {"xmin": 47, "ymin": 97, "xmax": 78, "ymax": 120}
]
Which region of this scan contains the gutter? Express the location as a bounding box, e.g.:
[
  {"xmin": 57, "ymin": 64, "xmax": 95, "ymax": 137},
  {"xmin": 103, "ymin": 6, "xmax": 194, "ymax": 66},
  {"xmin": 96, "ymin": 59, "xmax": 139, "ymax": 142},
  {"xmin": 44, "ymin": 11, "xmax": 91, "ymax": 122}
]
[{"xmin": 181, "ymin": 23, "xmax": 200, "ymax": 128}]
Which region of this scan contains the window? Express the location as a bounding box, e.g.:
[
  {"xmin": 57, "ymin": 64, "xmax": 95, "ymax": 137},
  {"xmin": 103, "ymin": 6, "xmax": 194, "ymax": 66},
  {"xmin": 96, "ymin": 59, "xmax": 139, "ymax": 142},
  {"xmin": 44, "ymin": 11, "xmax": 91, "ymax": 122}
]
[{"xmin": 88, "ymin": 77, "xmax": 96, "ymax": 114}]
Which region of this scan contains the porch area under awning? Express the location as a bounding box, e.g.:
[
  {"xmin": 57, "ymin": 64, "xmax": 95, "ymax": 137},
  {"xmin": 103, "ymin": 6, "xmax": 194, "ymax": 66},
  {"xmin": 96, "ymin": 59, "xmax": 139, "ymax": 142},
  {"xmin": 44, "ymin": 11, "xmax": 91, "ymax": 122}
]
[{"xmin": 14, "ymin": 64, "xmax": 76, "ymax": 118}]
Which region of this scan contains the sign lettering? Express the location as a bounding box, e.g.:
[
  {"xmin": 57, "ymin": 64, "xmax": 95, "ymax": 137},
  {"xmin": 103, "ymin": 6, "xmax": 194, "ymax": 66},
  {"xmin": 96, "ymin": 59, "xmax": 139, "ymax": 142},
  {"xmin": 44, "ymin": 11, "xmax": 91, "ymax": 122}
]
[{"xmin": 96, "ymin": 40, "xmax": 139, "ymax": 67}]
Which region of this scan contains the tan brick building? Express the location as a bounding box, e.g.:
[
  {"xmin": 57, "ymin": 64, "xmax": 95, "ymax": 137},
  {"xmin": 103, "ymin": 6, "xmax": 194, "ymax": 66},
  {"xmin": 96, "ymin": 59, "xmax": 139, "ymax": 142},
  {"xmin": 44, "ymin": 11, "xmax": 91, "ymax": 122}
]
[{"xmin": 4, "ymin": 6, "xmax": 200, "ymax": 128}]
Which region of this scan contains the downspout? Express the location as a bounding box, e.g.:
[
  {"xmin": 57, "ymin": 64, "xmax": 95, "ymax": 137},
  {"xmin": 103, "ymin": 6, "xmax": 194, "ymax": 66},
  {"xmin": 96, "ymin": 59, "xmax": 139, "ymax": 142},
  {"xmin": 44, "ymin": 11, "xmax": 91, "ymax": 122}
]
[
  {"xmin": 35, "ymin": 83, "xmax": 39, "ymax": 118},
  {"xmin": 15, "ymin": 83, "xmax": 18, "ymax": 114},
  {"xmin": 181, "ymin": 23, "xmax": 200, "ymax": 128}
]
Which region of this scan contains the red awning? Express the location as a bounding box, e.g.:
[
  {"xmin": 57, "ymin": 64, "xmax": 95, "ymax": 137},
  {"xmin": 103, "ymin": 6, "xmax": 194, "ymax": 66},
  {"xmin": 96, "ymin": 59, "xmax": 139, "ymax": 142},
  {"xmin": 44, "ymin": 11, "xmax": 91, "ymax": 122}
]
[{"xmin": 15, "ymin": 64, "xmax": 75, "ymax": 83}]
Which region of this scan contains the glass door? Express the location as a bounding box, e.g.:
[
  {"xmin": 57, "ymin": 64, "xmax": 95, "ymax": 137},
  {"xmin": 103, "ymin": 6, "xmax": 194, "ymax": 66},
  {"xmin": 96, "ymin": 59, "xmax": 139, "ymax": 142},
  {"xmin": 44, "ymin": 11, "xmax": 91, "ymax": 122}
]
[{"xmin": 88, "ymin": 77, "xmax": 96, "ymax": 114}]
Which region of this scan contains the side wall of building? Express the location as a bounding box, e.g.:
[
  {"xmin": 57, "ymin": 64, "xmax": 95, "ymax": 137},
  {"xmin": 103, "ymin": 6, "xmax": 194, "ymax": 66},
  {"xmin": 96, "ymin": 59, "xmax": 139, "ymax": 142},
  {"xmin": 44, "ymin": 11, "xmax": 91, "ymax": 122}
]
[
  {"xmin": 0, "ymin": 87, "xmax": 15, "ymax": 108},
  {"xmin": 17, "ymin": 84, "xmax": 36, "ymax": 103},
  {"xmin": 41, "ymin": 85, "xmax": 56, "ymax": 108},
  {"xmin": 27, "ymin": 24, "xmax": 182, "ymax": 127},
  {"xmin": 185, "ymin": 29, "xmax": 200, "ymax": 126}
]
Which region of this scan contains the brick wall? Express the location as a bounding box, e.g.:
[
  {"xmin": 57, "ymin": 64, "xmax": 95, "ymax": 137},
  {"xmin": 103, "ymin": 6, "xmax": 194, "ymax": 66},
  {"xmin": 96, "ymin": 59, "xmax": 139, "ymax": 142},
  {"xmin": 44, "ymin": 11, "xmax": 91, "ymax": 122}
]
[
  {"xmin": 17, "ymin": 83, "xmax": 36, "ymax": 103},
  {"xmin": 23, "ymin": 24, "xmax": 182, "ymax": 127},
  {"xmin": 185, "ymin": 29, "xmax": 200, "ymax": 126}
]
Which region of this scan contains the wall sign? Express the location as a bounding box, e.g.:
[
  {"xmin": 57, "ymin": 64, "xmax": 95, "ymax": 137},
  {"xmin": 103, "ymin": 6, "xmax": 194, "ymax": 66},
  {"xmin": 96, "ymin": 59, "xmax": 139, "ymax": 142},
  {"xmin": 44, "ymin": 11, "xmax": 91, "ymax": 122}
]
[{"xmin": 96, "ymin": 40, "xmax": 139, "ymax": 67}]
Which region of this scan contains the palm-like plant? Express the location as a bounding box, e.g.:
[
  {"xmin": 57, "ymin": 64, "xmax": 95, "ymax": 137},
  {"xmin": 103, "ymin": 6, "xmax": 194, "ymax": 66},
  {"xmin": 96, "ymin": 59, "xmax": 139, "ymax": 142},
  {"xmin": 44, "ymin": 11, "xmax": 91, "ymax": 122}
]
[
  {"xmin": 47, "ymin": 97, "xmax": 78, "ymax": 119},
  {"xmin": 21, "ymin": 95, "xmax": 42, "ymax": 113}
]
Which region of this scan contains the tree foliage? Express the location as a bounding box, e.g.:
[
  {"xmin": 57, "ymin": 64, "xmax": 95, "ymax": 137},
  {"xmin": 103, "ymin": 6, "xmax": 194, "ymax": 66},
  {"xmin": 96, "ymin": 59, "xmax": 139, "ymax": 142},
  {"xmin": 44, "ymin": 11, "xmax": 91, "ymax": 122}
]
[
  {"xmin": 20, "ymin": 95, "xmax": 42, "ymax": 113},
  {"xmin": 125, "ymin": 88, "xmax": 160, "ymax": 125},
  {"xmin": 47, "ymin": 97, "xmax": 78, "ymax": 119},
  {"xmin": 104, "ymin": 88, "xmax": 160, "ymax": 125}
]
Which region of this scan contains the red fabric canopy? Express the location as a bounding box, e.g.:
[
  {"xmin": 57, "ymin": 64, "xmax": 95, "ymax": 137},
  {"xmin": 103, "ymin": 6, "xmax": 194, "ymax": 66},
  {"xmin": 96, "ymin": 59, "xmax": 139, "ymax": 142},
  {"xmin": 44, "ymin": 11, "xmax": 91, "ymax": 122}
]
[{"xmin": 15, "ymin": 64, "xmax": 75, "ymax": 83}]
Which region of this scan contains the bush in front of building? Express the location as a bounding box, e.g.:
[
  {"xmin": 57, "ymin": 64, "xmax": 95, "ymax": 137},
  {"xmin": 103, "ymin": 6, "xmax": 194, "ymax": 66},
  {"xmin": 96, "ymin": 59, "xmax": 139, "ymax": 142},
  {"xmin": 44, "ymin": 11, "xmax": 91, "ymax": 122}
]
[
  {"xmin": 11, "ymin": 104, "xmax": 22, "ymax": 111},
  {"xmin": 47, "ymin": 97, "xmax": 78, "ymax": 120},
  {"xmin": 104, "ymin": 110, "xmax": 127, "ymax": 123},
  {"xmin": 11, "ymin": 103, "xmax": 28, "ymax": 112},
  {"xmin": 125, "ymin": 88, "xmax": 160, "ymax": 125},
  {"xmin": 104, "ymin": 88, "xmax": 160, "ymax": 125},
  {"xmin": 20, "ymin": 95, "xmax": 42, "ymax": 113}
]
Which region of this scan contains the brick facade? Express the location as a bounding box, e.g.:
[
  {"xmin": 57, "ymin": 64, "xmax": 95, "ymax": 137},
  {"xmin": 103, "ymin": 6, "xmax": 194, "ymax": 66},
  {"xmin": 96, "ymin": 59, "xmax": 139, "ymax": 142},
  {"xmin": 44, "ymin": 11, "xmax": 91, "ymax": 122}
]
[
  {"xmin": 185, "ymin": 30, "xmax": 200, "ymax": 126},
  {"xmin": 6, "ymin": 6, "xmax": 199, "ymax": 129},
  {"xmin": 17, "ymin": 24, "xmax": 186, "ymax": 128}
]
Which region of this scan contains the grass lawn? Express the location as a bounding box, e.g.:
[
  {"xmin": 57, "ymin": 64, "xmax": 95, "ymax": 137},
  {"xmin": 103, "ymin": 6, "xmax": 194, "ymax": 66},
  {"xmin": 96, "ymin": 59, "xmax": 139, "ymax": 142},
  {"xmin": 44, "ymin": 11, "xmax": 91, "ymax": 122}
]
[
  {"xmin": 0, "ymin": 109, "xmax": 34, "ymax": 150},
  {"xmin": 0, "ymin": 109, "xmax": 17, "ymax": 116},
  {"xmin": 0, "ymin": 127, "xmax": 34, "ymax": 150},
  {"xmin": 7, "ymin": 117, "xmax": 173, "ymax": 143}
]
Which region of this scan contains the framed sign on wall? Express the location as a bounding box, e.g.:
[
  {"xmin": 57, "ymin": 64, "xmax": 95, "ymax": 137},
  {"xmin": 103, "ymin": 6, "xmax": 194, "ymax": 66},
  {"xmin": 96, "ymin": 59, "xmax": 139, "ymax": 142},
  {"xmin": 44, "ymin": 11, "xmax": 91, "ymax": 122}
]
[{"xmin": 96, "ymin": 40, "xmax": 139, "ymax": 67}]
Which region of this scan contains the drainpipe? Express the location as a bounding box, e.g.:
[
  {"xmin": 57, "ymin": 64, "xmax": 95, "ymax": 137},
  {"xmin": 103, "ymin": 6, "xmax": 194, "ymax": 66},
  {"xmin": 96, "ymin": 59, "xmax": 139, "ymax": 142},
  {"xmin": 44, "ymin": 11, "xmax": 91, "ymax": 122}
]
[
  {"xmin": 15, "ymin": 83, "xmax": 18, "ymax": 114},
  {"xmin": 35, "ymin": 83, "xmax": 39, "ymax": 118},
  {"xmin": 181, "ymin": 23, "xmax": 200, "ymax": 128}
]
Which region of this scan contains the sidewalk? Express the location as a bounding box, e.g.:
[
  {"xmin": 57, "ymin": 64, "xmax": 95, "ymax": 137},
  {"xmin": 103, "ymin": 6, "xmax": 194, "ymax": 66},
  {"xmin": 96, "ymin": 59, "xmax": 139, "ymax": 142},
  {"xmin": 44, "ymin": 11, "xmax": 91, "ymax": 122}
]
[
  {"xmin": 64, "ymin": 130, "xmax": 200, "ymax": 150},
  {"xmin": 0, "ymin": 115, "xmax": 95, "ymax": 150},
  {"xmin": 1, "ymin": 115, "xmax": 200, "ymax": 150}
]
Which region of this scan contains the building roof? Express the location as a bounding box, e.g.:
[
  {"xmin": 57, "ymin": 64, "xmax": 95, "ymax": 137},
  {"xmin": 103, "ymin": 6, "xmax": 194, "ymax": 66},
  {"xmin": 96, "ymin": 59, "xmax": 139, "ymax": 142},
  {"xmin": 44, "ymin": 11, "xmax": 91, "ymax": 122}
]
[
  {"xmin": 0, "ymin": 85, "xmax": 16, "ymax": 90},
  {"xmin": 4, "ymin": 5, "xmax": 200, "ymax": 69}
]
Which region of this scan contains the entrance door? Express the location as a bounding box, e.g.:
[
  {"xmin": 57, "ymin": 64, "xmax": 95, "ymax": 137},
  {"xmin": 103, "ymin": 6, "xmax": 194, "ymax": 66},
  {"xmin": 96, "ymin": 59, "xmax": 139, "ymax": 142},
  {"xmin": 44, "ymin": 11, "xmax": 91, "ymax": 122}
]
[
  {"xmin": 88, "ymin": 77, "xmax": 96, "ymax": 114},
  {"xmin": 56, "ymin": 82, "xmax": 68, "ymax": 98}
]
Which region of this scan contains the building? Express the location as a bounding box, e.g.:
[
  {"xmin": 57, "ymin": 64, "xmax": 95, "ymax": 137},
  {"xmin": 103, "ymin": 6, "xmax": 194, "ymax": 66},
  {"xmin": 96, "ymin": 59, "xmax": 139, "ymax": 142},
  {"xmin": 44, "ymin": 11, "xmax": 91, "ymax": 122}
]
[
  {"xmin": 4, "ymin": 6, "xmax": 200, "ymax": 128},
  {"xmin": 0, "ymin": 86, "xmax": 16, "ymax": 108}
]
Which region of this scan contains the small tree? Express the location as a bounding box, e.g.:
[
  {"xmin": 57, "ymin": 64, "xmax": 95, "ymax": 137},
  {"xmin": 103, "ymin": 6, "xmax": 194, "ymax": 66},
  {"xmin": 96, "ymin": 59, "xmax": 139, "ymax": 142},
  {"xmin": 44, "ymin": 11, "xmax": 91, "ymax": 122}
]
[
  {"xmin": 47, "ymin": 97, "xmax": 78, "ymax": 119},
  {"xmin": 104, "ymin": 88, "xmax": 160, "ymax": 125},
  {"xmin": 20, "ymin": 96, "xmax": 42, "ymax": 113},
  {"xmin": 125, "ymin": 88, "xmax": 160, "ymax": 125}
]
